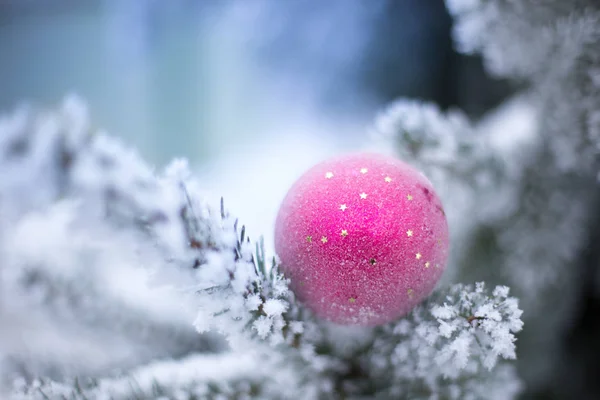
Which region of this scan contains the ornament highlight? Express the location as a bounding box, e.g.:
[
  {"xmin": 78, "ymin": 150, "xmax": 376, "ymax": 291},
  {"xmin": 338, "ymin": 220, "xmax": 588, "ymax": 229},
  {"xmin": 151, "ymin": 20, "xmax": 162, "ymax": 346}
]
[{"xmin": 274, "ymin": 153, "xmax": 449, "ymax": 326}]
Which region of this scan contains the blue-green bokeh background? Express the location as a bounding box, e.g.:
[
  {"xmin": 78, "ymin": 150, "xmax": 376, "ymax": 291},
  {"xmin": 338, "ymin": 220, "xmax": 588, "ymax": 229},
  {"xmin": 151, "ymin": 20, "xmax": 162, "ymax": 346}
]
[{"xmin": 0, "ymin": 0, "xmax": 507, "ymax": 247}]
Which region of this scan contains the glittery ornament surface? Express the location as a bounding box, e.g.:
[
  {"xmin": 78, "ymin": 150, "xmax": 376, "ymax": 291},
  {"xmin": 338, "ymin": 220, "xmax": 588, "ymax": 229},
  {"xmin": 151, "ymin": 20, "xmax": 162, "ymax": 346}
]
[{"xmin": 274, "ymin": 153, "xmax": 449, "ymax": 326}]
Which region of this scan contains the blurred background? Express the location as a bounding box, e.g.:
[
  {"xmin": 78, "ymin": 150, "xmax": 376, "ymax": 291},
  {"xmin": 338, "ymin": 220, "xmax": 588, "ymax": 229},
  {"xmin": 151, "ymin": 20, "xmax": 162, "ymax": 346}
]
[
  {"xmin": 7, "ymin": 2, "xmax": 600, "ymax": 400},
  {"xmin": 0, "ymin": 0, "xmax": 511, "ymax": 251}
]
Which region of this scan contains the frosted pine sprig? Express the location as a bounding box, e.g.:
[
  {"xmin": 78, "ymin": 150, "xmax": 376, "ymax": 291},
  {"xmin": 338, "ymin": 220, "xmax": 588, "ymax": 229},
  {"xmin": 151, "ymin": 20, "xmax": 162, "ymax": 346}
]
[
  {"xmin": 366, "ymin": 282, "xmax": 523, "ymax": 399},
  {"xmin": 429, "ymin": 283, "xmax": 523, "ymax": 371}
]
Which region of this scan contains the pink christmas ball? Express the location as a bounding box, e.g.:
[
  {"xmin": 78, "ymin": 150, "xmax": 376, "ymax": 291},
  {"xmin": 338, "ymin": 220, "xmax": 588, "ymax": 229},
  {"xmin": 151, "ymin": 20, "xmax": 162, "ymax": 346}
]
[{"xmin": 274, "ymin": 153, "xmax": 449, "ymax": 326}]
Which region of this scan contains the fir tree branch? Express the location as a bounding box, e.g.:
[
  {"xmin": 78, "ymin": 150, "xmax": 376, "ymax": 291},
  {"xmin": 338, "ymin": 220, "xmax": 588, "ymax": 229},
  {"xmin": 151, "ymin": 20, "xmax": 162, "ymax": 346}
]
[
  {"xmin": 0, "ymin": 98, "xmax": 524, "ymax": 399},
  {"xmin": 364, "ymin": 283, "xmax": 523, "ymax": 399}
]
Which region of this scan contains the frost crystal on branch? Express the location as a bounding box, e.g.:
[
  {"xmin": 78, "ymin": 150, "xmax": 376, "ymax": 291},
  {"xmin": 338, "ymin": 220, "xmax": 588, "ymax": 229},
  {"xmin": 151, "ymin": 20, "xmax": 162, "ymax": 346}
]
[{"xmin": 367, "ymin": 283, "xmax": 523, "ymax": 399}]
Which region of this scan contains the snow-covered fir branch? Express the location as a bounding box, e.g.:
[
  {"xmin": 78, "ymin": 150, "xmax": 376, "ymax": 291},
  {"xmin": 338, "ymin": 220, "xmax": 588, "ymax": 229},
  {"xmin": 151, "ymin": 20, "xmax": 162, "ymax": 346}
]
[
  {"xmin": 366, "ymin": 0, "xmax": 600, "ymax": 391},
  {"xmin": 367, "ymin": 283, "xmax": 523, "ymax": 400},
  {"xmin": 441, "ymin": 0, "xmax": 600, "ymax": 297},
  {"xmin": 447, "ymin": 0, "xmax": 600, "ymax": 171},
  {"xmin": 0, "ymin": 97, "xmax": 298, "ymax": 382},
  {"xmin": 7, "ymin": 283, "xmax": 522, "ymax": 400},
  {"xmin": 369, "ymin": 84, "xmax": 591, "ymax": 391},
  {"xmin": 444, "ymin": 0, "xmax": 600, "ymax": 388},
  {"xmin": 0, "ymin": 98, "xmax": 523, "ymax": 399},
  {"xmin": 8, "ymin": 351, "xmax": 320, "ymax": 400}
]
